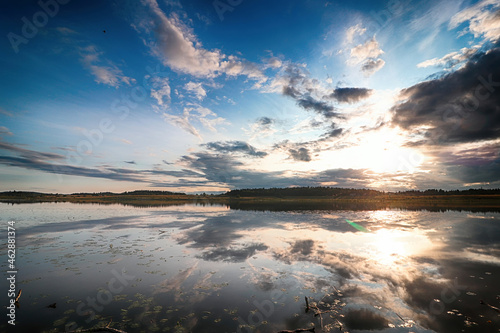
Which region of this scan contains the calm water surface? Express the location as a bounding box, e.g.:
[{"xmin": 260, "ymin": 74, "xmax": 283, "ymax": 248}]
[{"xmin": 1, "ymin": 202, "xmax": 499, "ymax": 333}]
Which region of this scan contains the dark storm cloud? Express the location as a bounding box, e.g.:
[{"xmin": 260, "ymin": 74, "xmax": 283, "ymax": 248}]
[
  {"xmin": 361, "ymin": 58, "xmax": 385, "ymax": 75},
  {"xmin": 282, "ymin": 85, "xmax": 301, "ymax": 99},
  {"xmin": 177, "ymin": 152, "xmax": 372, "ymax": 189},
  {"xmin": 257, "ymin": 116, "xmax": 274, "ymax": 126},
  {"xmin": 203, "ymin": 140, "xmax": 267, "ymax": 157},
  {"xmin": 323, "ymin": 123, "xmax": 344, "ymax": 138},
  {"xmin": 391, "ymin": 45, "xmax": 500, "ymax": 144},
  {"xmin": 289, "ymin": 147, "xmax": 311, "ymax": 162},
  {"xmin": 179, "ymin": 152, "xmax": 296, "ymax": 187},
  {"xmin": 441, "ymin": 143, "xmax": 500, "ymax": 166},
  {"xmin": 329, "ymin": 87, "xmax": 373, "ymax": 104},
  {"xmin": 296, "ymin": 95, "xmax": 339, "ymax": 118},
  {"xmin": 446, "ymin": 161, "xmax": 500, "ymax": 184},
  {"xmin": 280, "ymin": 63, "xmax": 340, "ymax": 118}
]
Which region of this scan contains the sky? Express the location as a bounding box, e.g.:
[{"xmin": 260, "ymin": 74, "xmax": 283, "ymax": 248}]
[{"xmin": 0, "ymin": 0, "xmax": 499, "ymax": 194}]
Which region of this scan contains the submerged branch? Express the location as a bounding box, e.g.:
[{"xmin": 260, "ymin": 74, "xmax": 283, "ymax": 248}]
[
  {"xmin": 480, "ymin": 300, "xmax": 500, "ymax": 314},
  {"xmin": 65, "ymin": 328, "xmax": 127, "ymax": 333},
  {"xmin": 278, "ymin": 328, "xmax": 315, "ymax": 333}
]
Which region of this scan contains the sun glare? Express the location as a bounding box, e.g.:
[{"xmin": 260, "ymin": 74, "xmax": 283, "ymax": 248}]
[
  {"xmin": 366, "ymin": 228, "xmax": 434, "ymax": 266},
  {"xmin": 354, "ymin": 128, "xmax": 424, "ymax": 174}
]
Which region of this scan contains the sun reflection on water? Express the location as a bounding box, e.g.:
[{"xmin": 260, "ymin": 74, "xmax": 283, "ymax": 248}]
[{"xmin": 366, "ymin": 228, "xmax": 435, "ymax": 266}]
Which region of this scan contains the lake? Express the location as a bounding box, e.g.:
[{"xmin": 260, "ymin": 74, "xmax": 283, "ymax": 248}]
[{"xmin": 1, "ymin": 202, "xmax": 499, "ymax": 333}]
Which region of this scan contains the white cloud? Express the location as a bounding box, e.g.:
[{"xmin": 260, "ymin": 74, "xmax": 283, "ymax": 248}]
[
  {"xmin": 450, "ymin": 0, "xmax": 500, "ymax": 42},
  {"xmin": 187, "ymin": 106, "xmax": 228, "ymax": 132},
  {"xmin": 137, "ymin": 0, "xmax": 268, "ymax": 84},
  {"xmin": 140, "ymin": 0, "xmax": 221, "ymax": 77},
  {"xmin": 184, "ymin": 82, "xmax": 207, "ymax": 100},
  {"xmin": 80, "ymin": 45, "xmax": 134, "ymax": 88},
  {"xmin": 349, "ymin": 37, "xmax": 384, "ymax": 64},
  {"xmin": 266, "ymin": 57, "xmax": 283, "ymax": 68},
  {"xmin": 149, "ymin": 76, "xmax": 171, "ymax": 106},
  {"xmin": 120, "ymin": 139, "xmax": 133, "ymax": 145},
  {"xmin": 345, "ymin": 24, "xmax": 366, "ymax": 44},
  {"xmin": 162, "ymin": 105, "xmax": 228, "ymax": 139},
  {"xmin": 417, "ymin": 47, "xmax": 479, "ymax": 68},
  {"xmin": 220, "ymin": 56, "xmax": 267, "ymax": 86},
  {"xmin": 162, "ymin": 111, "xmax": 202, "ymax": 140},
  {"xmin": 347, "ymin": 37, "xmax": 385, "ymax": 76},
  {"xmin": 55, "ymin": 27, "xmax": 76, "ymax": 35}
]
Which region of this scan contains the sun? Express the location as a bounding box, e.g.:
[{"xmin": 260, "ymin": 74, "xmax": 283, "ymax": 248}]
[{"xmin": 352, "ymin": 128, "xmax": 425, "ymax": 174}]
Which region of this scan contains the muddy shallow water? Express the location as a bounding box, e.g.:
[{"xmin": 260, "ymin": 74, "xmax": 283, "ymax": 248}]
[{"xmin": 1, "ymin": 202, "xmax": 499, "ymax": 332}]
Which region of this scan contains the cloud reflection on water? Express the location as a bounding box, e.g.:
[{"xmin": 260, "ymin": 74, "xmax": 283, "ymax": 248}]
[{"xmin": 4, "ymin": 203, "xmax": 500, "ymax": 332}]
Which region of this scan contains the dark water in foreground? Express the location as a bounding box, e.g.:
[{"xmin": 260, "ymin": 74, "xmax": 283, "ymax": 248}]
[{"xmin": 1, "ymin": 202, "xmax": 499, "ymax": 333}]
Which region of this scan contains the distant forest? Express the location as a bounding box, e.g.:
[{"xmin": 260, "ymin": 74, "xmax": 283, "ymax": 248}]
[
  {"xmin": 1, "ymin": 187, "xmax": 500, "ymax": 198},
  {"xmin": 0, "ymin": 190, "xmax": 185, "ymax": 197},
  {"xmin": 224, "ymin": 187, "xmax": 500, "ymax": 197}
]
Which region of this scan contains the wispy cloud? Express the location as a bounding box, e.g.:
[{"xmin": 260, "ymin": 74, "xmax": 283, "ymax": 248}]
[
  {"xmin": 417, "ymin": 47, "xmax": 479, "ymax": 69},
  {"xmin": 345, "ymin": 24, "xmax": 366, "ymax": 44},
  {"xmin": 80, "ymin": 45, "xmax": 134, "ymax": 88},
  {"xmin": 162, "ymin": 111, "xmax": 202, "ymax": 140},
  {"xmin": 203, "ymin": 141, "xmax": 267, "ymax": 157},
  {"xmin": 0, "ymin": 141, "xmax": 64, "ymax": 161},
  {"xmin": 149, "ymin": 76, "xmax": 171, "ymax": 106},
  {"xmin": 450, "ymin": 0, "xmax": 500, "ymax": 42},
  {"xmin": 184, "ymin": 82, "xmax": 206, "ymax": 100},
  {"xmin": 0, "ymin": 126, "xmax": 13, "ymax": 136},
  {"xmin": 246, "ymin": 117, "xmax": 277, "ymax": 140},
  {"xmin": 161, "ymin": 105, "xmax": 228, "ymax": 140},
  {"xmin": 120, "ymin": 139, "xmax": 133, "ymax": 145},
  {"xmin": 0, "ymin": 108, "xmax": 13, "ymax": 117}
]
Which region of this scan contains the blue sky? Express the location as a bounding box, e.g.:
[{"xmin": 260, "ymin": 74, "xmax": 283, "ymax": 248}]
[{"xmin": 1, "ymin": 0, "xmax": 499, "ymax": 193}]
